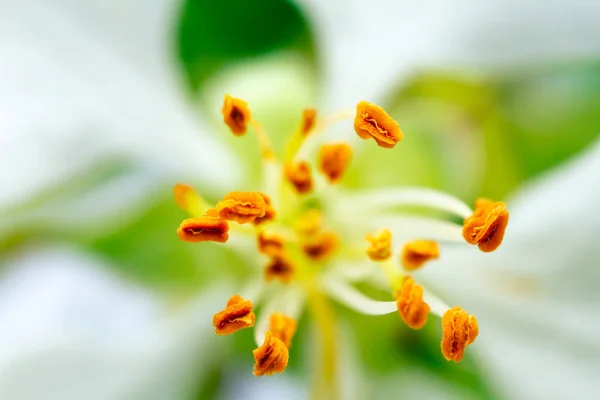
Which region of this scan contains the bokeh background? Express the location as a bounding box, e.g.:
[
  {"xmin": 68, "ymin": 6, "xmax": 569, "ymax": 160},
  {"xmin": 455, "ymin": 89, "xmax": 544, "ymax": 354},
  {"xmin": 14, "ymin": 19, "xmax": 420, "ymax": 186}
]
[{"xmin": 1, "ymin": 0, "xmax": 600, "ymax": 399}]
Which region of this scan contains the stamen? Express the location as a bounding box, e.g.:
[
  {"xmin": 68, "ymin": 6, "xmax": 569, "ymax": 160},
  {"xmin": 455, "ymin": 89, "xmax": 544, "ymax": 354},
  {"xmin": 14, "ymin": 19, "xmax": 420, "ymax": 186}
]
[
  {"xmin": 216, "ymin": 191, "xmax": 266, "ymax": 224},
  {"xmin": 212, "ymin": 294, "xmax": 256, "ymax": 335},
  {"xmin": 284, "ymin": 161, "xmax": 313, "ymax": 194},
  {"xmin": 222, "ymin": 94, "xmax": 251, "ymax": 136},
  {"xmin": 257, "ymin": 231, "xmax": 285, "ymax": 257},
  {"xmin": 354, "ymin": 101, "xmax": 403, "ymax": 148},
  {"xmin": 302, "ymin": 231, "xmax": 339, "ymax": 261},
  {"xmin": 462, "ymin": 198, "xmax": 509, "ymax": 252},
  {"xmin": 440, "ymin": 307, "xmax": 479, "ymax": 362},
  {"xmin": 249, "ymin": 119, "xmax": 276, "ymax": 160},
  {"xmin": 253, "ymin": 331, "xmax": 289, "ymax": 376},
  {"xmin": 270, "ymin": 313, "xmax": 298, "ymax": 348},
  {"xmin": 318, "ymin": 143, "xmax": 353, "ymax": 183},
  {"xmin": 401, "ymin": 240, "xmax": 440, "ymax": 270},
  {"xmin": 177, "ymin": 214, "xmax": 229, "ymax": 243},
  {"xmin": 173, "ymin": 184, "xmax": 205, "ymax": 216},
  {"xmin": 366, "ymin": 229, "xmax": 392, "ymax": 261},
  {"xmin": 322, "ymin": 277, "xmax": 398, "ymax": 315},
  {"xmin": 265, "ymin": 255, "xmax": 295, "ymax": 283},
  {"xmin": 252, "ymin": 193, "xmax": 277, "ymax": 225},
  {"xmin": 395, "ymin": 277, "xmax": 430, "ymax": 329},
  {"xmin": 301, "ymin": 108, "xmax": 317, "ymax": 135}
]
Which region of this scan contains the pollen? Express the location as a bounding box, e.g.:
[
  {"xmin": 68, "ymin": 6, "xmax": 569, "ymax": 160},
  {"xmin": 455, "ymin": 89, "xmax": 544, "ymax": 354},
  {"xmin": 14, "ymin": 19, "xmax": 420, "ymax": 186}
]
[
  {"xmin": 173, "ymin": 183, "xmax": 203, "ymax": 216},
  {"xmin": 177, "ymin": 215, "xmax": 229, "ymax": 243},
  {"xmin": 265, "ymin": 255, "xmax": 295, "ymax": 283},
  {"xmin": 270, "ymin": 313, "xmax": 298, "ymax": 348},
  {"xmin": 462, "ymin": 198, "xmax": 509, "ymax": 252},
  {"xmin": 284, "ymin": 161, "xmax": 313, "ymax": 194},
  {"xmin": 366, "ymin": 229, "xmax": 392, "ymax": 261},
  {"xmin": 318, "ymin": 143, "xmax": 353, "ymax": 183},
  {"xmin": 257, "ymin": 231, "xmax": 285, "ymax": 257},
  {"xmin": 301, "ymin": 108, "xmax": 317, "ymax": 135},
  {"xmin": 216, "ymin": 191, "xmax": 267, "ymax": 224},
  {"xmin": 302, "ymin": 231, "xmax": 339, "ymax": 261},
  {"xmin": 212, "ymin": 294, "xmax": 256, "ymax": 335},
  {"xmin": 440, "ymin": 306, "xmax": 479, "ymax": 362},
  {"xmin": 354, "ymin": 101, "xmax": 403, "ymax": 149},
  {"xmin": 401, "ymin": 240, "xmax": 440, "ymax": 270},
  {"xmin": 252, "ymin": 193, "xmax": 277, "ymax": 225},
  {"xmin": 395, "ymin": 277, "xmax": 430, "ymax": 329},
  {"xmin": 253, "ymin": 331, "xmax": 289, "ymax": 376},
  {"xmin": 222, "ymin": 94, "xmax": 251, "ymax": 136}
]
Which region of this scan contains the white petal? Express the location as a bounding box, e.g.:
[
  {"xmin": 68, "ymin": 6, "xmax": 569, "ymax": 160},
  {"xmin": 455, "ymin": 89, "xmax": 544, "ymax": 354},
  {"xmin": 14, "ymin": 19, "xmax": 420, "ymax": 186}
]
[
  {"xmin": 0, "ymin": 245, "xmax": 230, "ymax": 400},
  {"xmin": 418, "ymin": 137, "xmax": 600, "ymax": 399},
  {"xmin": 297, "ymin": 0, "xmax": 600, "ymax": 106},
  {"xmin": 0, "ymin": 0, "xmax": 238, "ymax": 209}
]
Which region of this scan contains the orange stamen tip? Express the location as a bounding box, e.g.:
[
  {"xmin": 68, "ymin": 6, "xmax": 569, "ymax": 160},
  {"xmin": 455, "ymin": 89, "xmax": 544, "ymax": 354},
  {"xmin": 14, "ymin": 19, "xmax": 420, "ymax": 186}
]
[
  {"xmin": 462, "ymin": 198, "xmax": 509, "ymax": 252},
  {"xmin": 269, "ymin": 313, "xmax": 298, "ymax": 348},
  {"xmin": 252, "ymin": 193, "xmax": 277, "ymax": 225},
  {"xmin": 441, "ymin": 306, "xmax": 479, "ymax": 362},
  {"xmin": 265, "ymin": 255, "xmax": 295, "ymax": 284},
  {"xmin": 257, "ymin": 231, "xmax": 285, "ymax": 257},
  {"xmin": 401, "ymin": 240, "xmax": 440, "ymax": 270},
  {"xmin": 177, "ymin": 215, "xmax": 229, "ymax": 243},
  {"xmin": 301, "ymin": 108, "xmax": 317, "ymax": 135},
  {"xmin": 216, "ymin": 191, "xmax": 267, "ymax": 224},
  {"xmin": 318, "ymin": 142, "xmax": 353, "ymax": 183},
  {"xmin": 302, "ymin": 231, "xmax": 339, "ymax": 261},
  {"xmin": 395, "ymin": 277, "xmax": 430, "ymax": 329},
  {"xmin": 253, "ymin": 331, "xmax": 289, "ymax": 376},
  {"xmin": 212, "ymin": 294, "xmax": 255, "ymax": 335},
  {"xmin": 284, "ymin": 161, "xmax": 313, "ymax": 194},
  {"xmin": 354, "ymin": 101, "xmax": 403, "ymax": 148},
  {"xmin": 173, "ymin": 183, "xmax": 202, "ymax": 216},
  {"xmin": 222, "ymin": 94, "xmax": 252, "ymax": 136},
  {"xmin": 366, "ymin": 229, "xmax": 392, "ymax": 261}
]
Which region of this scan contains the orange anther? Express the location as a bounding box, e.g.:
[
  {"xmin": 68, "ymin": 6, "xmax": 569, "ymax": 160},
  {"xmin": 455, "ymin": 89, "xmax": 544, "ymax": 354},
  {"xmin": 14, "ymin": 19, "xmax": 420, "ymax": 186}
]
[
  {"xmin": 269, "ymin": 313, "xmax": 298, "ymax": 348},
  {"xmin": 354, "ymin": 101, "xmax": 403, "ymax": 148},
  {"xmin": 401, "ymin": 240, "xmax": 440, "ymax": 270},
  {"xmin": 302, "ymin": 231, "xmax": 339, "ymax": 261},
  {"xmin": 366, "ymin": 229, "xmax": 392, "ymax": 261},
  {"xmin": 440, "ymin": 306, "xmax": 479, "ymax": 362},
  {"xmin": 265, "ymin": 256, "xmax": 295, "ymax": 284},
  {"xmin": 216, "ymin": 191, "xmax": 266, "ymax": 224},
  {"xmin": 212, "ymin": 294, "xmax": 255, "ymax": 335},
  {"xmin": 253, "ymin": 331, "xmax": 289, "ymax": 376},
  {"xmin": 177, "ymin": 215, "xmax": 229, "ymax": 243},
  {"xmin": 257, "ymin": 231, "xmax": 285, "ymax": 257},
  {"xmin": 253, "ymin": 193, "xmax": 277, "ymax": 225},
  {"xmin": 318, "ymin": 143, "xmax": 353, "ymax": 183},
  {"xmin": 395, "ymin": 277, "xmax": 430, "ymax": 329},
  {"xmin": 222, "ymin": 94, "xmax": 252, "ymax": 136},
  {"xmin": 284, "ymin": 161, "xmax": 313, "ymax": 194},
  {"xmin": 462, "ymin": 198, "xmax": 509, "ymax": 252},
  {"xmin": 301, "ymin": 108, "xmax": 317, "ymax": 135},
  {"xmin": 173, "ymin": 183, "xmax": 203, "ymax": 216}
]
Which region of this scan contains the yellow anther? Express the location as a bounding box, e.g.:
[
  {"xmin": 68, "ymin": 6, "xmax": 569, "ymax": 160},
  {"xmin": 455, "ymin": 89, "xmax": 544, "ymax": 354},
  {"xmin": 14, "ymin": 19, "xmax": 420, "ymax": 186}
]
[
  {"xmin": 212, "ymin": 294, "xmax": 255, "ymax": 335},
  {"xmin": 295, "ymin": 209, "xmax": 322, "ymax": 237},
  {"xmin": 177, "ymin": 214, "xmax": 229, "ymax": 244},
  {"xmin": 265, "ymin": 255, "xmax": 295, "ymax": 284},
  {"xmin": 284, "ymin": 161, "xmax": 313, "ymax": 194},
  {"xmin": 302, "ymin": 231, "xmax": 339, "ymax": 261},
  {"xmin": 441, "ymin": 306, "xmax": 479, "ymax": 362},
  {"xmin": 216, "ymin": 191, "xmax": 266, "ymax": 224},
  {"xmin": 252, "ymin": 193, "xmax": 277, "ymax": 225},
  {"xmin": 463, "ymin": 198, "xmax": 509, "ymax": 252},
  {"xmin": 257, "ymin": 231, "xmax": 285, "ymax": 257},
  {"xmin": 401, "ymin": 240, "xmax": 440, "ymax": 270},
  {"xmin": 173, "ymin": 183, "xmax": 204, "ymax": 216},
  {"xmin": 395, "ymin": 277, "xmax": 430, "ymax": 329},
  {"xmin": 301, "ymin": 108, "xmax": 317, "ymax": 135},
  {"xmin": 366, "ymin": 229, "xmax": 392, "ymax": 261},
  {"xmin": 354, "ymin": 101, "xmax": 403, "ymax": 148},
  {"xmin": 253, "ymin": 331, "xmax": 289, "ymax": 376},
  {"xmin": 269, "ymin": 313, "xmax": 298, "ymax": 348},
  {"xmin": 222, "ymin": 94, "xmax": 251, "ymax": 136},
  {"xmin": 318, "ymin": 143, "xmax": 353, "ymax": 183}
]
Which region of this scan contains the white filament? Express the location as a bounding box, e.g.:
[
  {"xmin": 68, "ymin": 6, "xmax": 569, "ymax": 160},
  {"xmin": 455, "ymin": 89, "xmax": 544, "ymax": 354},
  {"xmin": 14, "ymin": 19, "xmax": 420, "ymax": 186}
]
[
  {"xmin": 423, "ymin": 290, "xmax": 451, "ymax": 318},
  {"xmin": 321, "ymin": 277, "xmax": 397, "ymax": 315}
]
